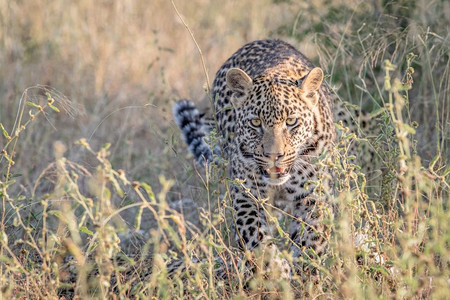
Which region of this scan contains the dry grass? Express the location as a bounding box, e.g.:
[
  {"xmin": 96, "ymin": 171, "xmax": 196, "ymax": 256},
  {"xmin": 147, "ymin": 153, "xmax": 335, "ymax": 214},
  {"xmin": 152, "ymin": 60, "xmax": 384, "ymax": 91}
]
[{"xmin": 0, "ymin": 0, "xmax": 449, "ymax": 299}]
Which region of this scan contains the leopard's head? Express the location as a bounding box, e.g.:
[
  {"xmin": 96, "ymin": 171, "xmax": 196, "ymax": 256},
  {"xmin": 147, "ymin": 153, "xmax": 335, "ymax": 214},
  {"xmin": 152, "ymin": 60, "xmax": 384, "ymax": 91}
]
[{"xmin": 227, "ymin": 67, "xmax": 325, "ymax": 185}]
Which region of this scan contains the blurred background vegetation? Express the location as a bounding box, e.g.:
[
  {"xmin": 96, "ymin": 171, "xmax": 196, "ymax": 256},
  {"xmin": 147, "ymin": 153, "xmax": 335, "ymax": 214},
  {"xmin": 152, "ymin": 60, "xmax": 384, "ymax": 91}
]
[
  {"xmin": 1, "ymin": 0, "xmax": 448, "ymax": 188},
  {"xmin": 0, "ymin": 0, "xmax": 448, "ymax": 298}
]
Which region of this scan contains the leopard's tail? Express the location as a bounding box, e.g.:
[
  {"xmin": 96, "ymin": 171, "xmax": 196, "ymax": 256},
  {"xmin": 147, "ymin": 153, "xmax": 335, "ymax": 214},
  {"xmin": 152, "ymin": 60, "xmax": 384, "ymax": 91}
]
[{"xmin": 173, "ymin": 99, "xmax": 213, "ymax": 165}]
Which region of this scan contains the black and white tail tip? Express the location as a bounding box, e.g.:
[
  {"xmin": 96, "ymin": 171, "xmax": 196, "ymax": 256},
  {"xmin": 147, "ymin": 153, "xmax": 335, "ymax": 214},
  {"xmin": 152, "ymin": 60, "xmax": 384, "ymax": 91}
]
[{"xmin": 173, "ymin": 99, "xmax": 213, "ymax": 165}]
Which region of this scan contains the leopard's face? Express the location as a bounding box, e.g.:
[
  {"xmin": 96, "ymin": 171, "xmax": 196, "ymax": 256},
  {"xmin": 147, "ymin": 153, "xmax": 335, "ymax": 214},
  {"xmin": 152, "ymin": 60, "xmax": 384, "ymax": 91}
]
[{"xmin": 227, "ymin": 68, "xmax": 324, "ymax": 186}]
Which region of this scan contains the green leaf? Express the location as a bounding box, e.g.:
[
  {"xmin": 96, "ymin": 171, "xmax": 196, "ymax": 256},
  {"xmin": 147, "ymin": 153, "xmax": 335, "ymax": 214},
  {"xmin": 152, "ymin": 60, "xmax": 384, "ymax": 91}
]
[
  {"xmin": 48, "ymin": 103, "xmax": 60, "ymax": 112},
  {"xmin": 369, "ymin": 264, "xmax": 390, "ymax": 276},
  {"xmin": 26, "ymin": 101, "xmax": 41, "ymax": 109},
  {"xmin": 134, "ymin": 206, "xmax": 143, "ymax": 231},
  {"xmin": 442, "ymin": 167, "xmax": 450, "ymax": 178},
  {"xmin": 2, "ymin": 152, "xmax": 14, "ymax": 165},
  {"xmin": 370, "ymin": 107, "xmax": 387, "ymax": 118},
  {"xmin": 79, "ymin": 226, "xmax": 94, "ymax": 236},
  {"xmin": 14, "ymin": 195, "xmax": 26, "ymax": 201},
  {"xmin": 108, "ymin": 172, "xmax": 124, "ymax": 197},
  {"xmin": 103, "ymin": 187, "xmax": 111, "ymax": 201},
  {"xmin": 402, "ymin": 123, "xmax": 416, "ymax": 135},
  {"xmin": 140, "ymin": 183, "xmax": 155, "ymax": 201},
  {"xmin": 48, "ymin": 210, "xmax": 63, "ymax": 219},
  {"xmin": 342, "ymin": 133, "xmax": 356, "ymax": 140},
  {"xmin": 429, "ymin": 154, "xmax": 440, "ymax": 171},
  {"xmin": 3, "ymin": 179, "xmax": 16, "ymax": 187},
  {"xmin": 0, "ymin": 123, "xmax": 9, "ymax": 138},
  {"xmin": 0, "ymin": 255, "xmax": 12, "ymax": 264}
]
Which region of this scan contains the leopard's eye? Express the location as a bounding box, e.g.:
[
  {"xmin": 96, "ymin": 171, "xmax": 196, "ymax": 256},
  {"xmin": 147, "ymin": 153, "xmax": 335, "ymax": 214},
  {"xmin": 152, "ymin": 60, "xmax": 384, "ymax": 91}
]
[
  {"xmin": 249, "ymin": 118, "xmax": 262, "ymax": 127},
  {"xmin": 286, "ymin": 118, "xmax": 298, "ymax": 127}
]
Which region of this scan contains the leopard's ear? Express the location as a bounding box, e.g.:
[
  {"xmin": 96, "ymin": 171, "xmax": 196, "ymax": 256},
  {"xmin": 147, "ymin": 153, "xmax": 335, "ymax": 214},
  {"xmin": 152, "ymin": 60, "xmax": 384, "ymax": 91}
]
[
  {"xmin": 299, "ymin": 67, "xmax": 323, "ymax": 106},
  {"xmin": 226, "ymin": 68, "xmax": 252, "ymax": 108}
]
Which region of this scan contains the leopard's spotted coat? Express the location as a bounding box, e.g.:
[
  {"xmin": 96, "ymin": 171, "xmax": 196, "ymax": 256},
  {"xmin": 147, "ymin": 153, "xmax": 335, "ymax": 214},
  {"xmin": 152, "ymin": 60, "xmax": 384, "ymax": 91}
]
[{"xmin": 174, "ymin": 39, "xmax": 336, "ymax": 277}]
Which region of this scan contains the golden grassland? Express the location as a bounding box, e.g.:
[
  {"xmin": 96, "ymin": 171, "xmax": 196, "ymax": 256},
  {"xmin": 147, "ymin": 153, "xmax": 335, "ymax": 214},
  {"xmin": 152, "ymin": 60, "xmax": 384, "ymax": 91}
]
[{"xmin": 0, "ymin": 0, "xmax": 449, "ymax": 298}]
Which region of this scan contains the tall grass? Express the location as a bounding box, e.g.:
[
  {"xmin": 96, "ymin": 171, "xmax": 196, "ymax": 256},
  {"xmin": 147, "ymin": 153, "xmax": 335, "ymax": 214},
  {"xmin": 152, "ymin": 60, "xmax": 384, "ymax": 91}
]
[{"xmin": 1, "ymin": 0, "xmax": 448, "ymax": 298}]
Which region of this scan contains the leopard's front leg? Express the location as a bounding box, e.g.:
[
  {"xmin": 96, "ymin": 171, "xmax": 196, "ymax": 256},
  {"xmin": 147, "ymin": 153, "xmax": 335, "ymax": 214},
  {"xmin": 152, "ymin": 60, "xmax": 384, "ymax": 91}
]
[
  {"xmin": 231, "ymin": 184, "xmax": 291, "ymax": 278},
  {"xmin": 231, "ymin": 185, "xmax": 269, "ymax": 250},
  {"xmin": 286, "ymin": 169, "xmax": 333, "ymax": 259},
  {"xmin": 286, "ymin": 183, "xmax": 332, "ymax": 282},
  {"xmin": 289, "ymin": 195, "xmax": 332, "ymax": 258}
]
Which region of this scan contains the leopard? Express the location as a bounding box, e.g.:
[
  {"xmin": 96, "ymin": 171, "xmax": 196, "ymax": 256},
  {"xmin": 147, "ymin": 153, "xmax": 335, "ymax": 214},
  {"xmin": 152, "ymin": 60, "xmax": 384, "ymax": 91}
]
[{"xmin": 173, "ymin": 39, "xmax": 337, "ymax": 279}]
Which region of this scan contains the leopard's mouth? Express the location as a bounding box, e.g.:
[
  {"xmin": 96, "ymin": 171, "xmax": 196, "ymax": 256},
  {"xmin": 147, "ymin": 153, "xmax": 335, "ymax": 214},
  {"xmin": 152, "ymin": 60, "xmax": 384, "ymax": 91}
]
[
  {"xmin": 260, "ymin": 166, "xmax": 291, "ymax": 185},
  {"xmin": 261, "ymin": 166, "xmax": 289, "ymax": 179}
]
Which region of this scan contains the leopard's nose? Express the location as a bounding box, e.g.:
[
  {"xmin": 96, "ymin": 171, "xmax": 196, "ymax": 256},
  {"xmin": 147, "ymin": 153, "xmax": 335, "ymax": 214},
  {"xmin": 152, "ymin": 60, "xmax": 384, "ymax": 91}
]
[{"xmin": 263, "ymin": 151, "xmax": 284, "ymax": 161}]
